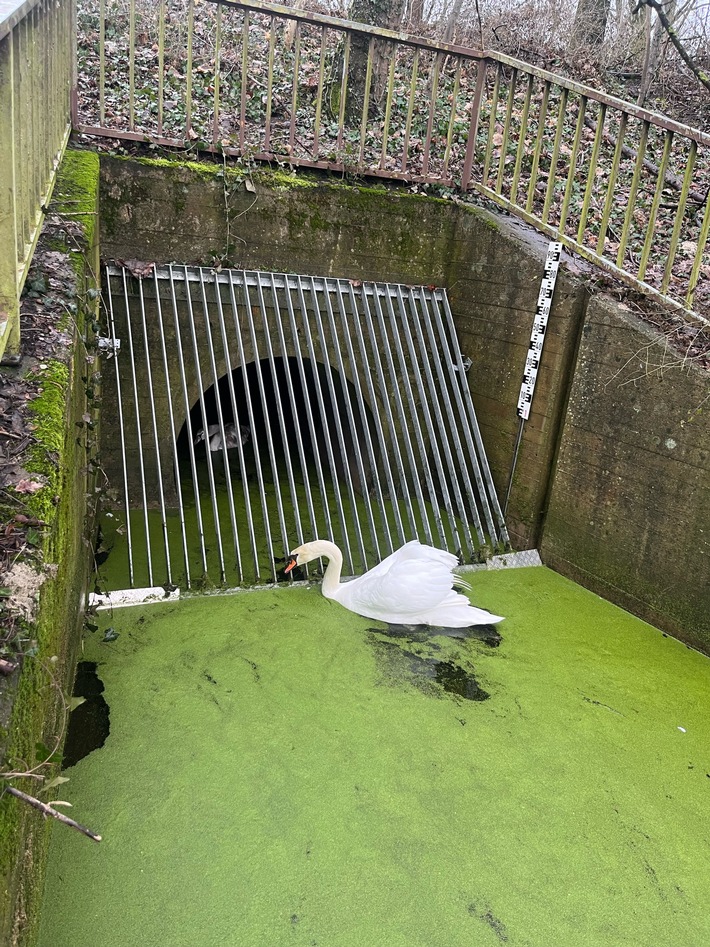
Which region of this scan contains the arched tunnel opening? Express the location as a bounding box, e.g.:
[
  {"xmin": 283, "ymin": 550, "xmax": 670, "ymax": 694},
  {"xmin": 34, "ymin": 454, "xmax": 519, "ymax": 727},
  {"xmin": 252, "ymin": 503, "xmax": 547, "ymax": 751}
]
[{"xmin": 176, "ymin": 355, "xmax": 378, "ymax": 498}]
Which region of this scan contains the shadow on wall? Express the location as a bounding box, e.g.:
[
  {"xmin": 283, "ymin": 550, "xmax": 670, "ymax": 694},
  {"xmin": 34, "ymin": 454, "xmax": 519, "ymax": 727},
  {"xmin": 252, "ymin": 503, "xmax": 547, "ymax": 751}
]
[{"xmin": 177, "ymin": 356, "xmax": 377, "ymax": 496}]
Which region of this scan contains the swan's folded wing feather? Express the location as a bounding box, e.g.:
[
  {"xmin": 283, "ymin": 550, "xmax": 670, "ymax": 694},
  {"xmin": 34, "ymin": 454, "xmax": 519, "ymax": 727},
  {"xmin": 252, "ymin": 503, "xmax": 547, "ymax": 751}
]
[{"xmin": 337, "ymin": 545, "xmax": 462, "ymax": 619}]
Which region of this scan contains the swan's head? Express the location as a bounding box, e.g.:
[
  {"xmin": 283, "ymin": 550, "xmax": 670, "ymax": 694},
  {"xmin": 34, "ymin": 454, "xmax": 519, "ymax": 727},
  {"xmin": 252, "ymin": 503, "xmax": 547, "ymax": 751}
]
[{"xmin": 283, "ymin": 540, "xmax": 339, "ymax": 573}]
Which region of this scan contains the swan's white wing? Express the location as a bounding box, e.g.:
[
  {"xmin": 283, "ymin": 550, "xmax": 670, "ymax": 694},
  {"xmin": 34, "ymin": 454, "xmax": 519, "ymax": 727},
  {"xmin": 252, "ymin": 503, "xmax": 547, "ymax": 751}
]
[{"xmin": 333, "ymin": 541, "xmax": 489, "ymax": 624}]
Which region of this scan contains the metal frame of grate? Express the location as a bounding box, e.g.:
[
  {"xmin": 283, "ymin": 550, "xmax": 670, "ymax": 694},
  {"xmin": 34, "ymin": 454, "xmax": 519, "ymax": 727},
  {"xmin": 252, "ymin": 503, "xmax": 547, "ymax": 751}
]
[{"xmin": 102, "ymin": 264, "xmax": 510, "ymax": 589}]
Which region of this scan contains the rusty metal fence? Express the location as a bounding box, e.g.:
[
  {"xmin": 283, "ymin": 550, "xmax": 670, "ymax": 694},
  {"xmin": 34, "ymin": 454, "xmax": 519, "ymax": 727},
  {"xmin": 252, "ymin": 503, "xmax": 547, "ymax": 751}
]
[
  {"xmin": 74, "ymin": 0, "xmax": 709, "ymax": 318},
  {"xmin": 0, "ymin": 0, "xmax": 74, "ymax": 362}
]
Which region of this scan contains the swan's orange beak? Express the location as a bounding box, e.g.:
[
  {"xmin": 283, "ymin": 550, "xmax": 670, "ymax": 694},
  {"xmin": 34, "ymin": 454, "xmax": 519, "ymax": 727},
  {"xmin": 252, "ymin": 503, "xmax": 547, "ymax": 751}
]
[{"xmin": 284, "ymin": 556, "xmax": 298, "ymax": 574}]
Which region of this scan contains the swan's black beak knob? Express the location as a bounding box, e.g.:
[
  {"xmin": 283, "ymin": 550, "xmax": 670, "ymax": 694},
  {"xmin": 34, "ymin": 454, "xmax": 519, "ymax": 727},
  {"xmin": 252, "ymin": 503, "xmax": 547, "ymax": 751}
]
[{"xmin": 284, "ymin": 556, "xmax": 298, "ymax": 574}]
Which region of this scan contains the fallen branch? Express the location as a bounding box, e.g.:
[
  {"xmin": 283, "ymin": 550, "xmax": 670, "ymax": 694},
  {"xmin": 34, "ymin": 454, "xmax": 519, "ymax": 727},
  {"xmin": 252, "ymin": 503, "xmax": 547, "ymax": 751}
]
[
  {"xmin": 3, "ymin": 785, "xmax": 102, "ymax": 842},
  {"xmin": 582, "ymin": 114, "xmax": 707, "ymax": 207}
]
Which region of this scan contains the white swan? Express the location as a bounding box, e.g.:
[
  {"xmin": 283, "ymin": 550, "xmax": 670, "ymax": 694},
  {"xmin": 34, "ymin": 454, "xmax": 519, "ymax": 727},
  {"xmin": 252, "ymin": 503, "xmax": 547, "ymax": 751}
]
[
  {"xmin": 194, "ymin": 422, "xmax": 249, "ymax": 451},
  {"xmin": 284, "ymin": 539, "xmax": 503, "ymax": 627}
]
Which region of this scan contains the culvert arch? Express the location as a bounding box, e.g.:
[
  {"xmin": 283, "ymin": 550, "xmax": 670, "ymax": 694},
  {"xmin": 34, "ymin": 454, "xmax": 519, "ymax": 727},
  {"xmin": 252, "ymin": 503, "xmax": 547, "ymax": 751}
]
[{"xmin": 100, "ymin": 264, "xmax": 509, "ymax": 589}]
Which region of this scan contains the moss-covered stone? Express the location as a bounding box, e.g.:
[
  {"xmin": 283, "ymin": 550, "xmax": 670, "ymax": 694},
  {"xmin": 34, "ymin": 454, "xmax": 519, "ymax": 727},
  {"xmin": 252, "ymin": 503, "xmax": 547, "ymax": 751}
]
[{"xmin": 0, "ymin": 150, "xmax": 100, "ymax": 947}]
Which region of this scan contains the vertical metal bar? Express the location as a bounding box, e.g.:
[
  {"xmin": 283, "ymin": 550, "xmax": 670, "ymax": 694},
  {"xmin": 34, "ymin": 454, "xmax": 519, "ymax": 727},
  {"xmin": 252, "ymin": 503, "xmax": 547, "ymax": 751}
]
[
  {"xmin": 344, "ymin": 286, "xmax": 402, "ymax": 551},
  {"xmin": 105, "ymin": 271, "xmax": 134, "ymax": 587},
  {"xmin": 616, "ymin": 119, "xmax": 649, "ymax": 267},
  {"xmin": 335, "ymin": 282, "xmax": 394, "ymax": 555},
  {"xmin": 186, "ymin": 0, "xmax": 194, "ymax": 141},
  {"xmin": 401, "ymin": 48, "xmax": 419, "ymax": 174},
  {"xmin": 321, "ymin": 282, "xmax": 378, "ymax": 568},
  {"xmin": 226, "ymin": 272, "xmax": 265, "ymax": 580},
  {"xmin": 443, "ymin": 58, "xmax": 462, "ymax": 179},
  {"xmin": 336, "ymin": 32, "xmax": 350, "ymax": 153},
  {"xmin": 212, "ymin": 3, "xmax": 222, "ymax": 145},
  {"xmin": 251, "ymin": 277, "xmax": 292, "ymax": 568},
  {"xmin": 137, "ymin": 277, "xmax": 172, "ymax": 584},
  {"xmin": 461, "ymin": 58, "xmax": 486, "ymax": 191},
  {"xmin": 662, "ymin": 140, "xmax": 697, "ymax": 295},
  {"xmin": 153, "ymin": 270, "xmax": 191, "ymax": 589},
  {"xmin": 168, "ymin": 265, "xmax": 210, "ymax": 578},
  {"xmin": 577, "ymin": 102, "xmax": 606, "ymax": 245},
  {"xmin": 510, "ymin": 71, "xmax": 533, "ymax": 206},
  {"xmin": 482, "ymin": 62, "xmax": 501, "ymax": 187},
  {"xmin": 595, "ymin": 112, "xmax": 628, "ymax": 253},
  {"xmin": 266, "ymin": 274, "xmax": 314, "ymax": 549},
  {"xmin": 212, "ymin": 273, "xmax": 252, "ymax": 585},
  {"xmin": 128, "ymin": 0, "xmax": 135, "ymax": 131},
  {"xmin": 99, "ymin": 0, "xmax": 105, "ymax": 124},
  {"xmin": 558, "ymin": 94, "xmax": 587, "ymax": 234},
  {"xmin": 356, "ymin": 287, "xmax": 412, "ymax": 543},
  {"xmin": 373, "ymin": 290, "xmax": 433, "ymax": 544},
  {"xmin": 415, "ymin": 289, "xmax": 477, "ymax": 557},
  {"xmin": 638, "ymin": 130, "xmax": 673, "ymax": 281},
  {"xmin": 525, "ymin": 80, "xmax": 550, "ymax": 214},
  {"xmin": 197, "ymin": 268, "xmax": 242, "ymax": 584},
  {"xmin": 686, "ymin": 187, "xmax": 710, "ymax": 309},
  {"xmin": 239, "ymin": 11, "xmax": 249, "ymax": 153},
  {"xmin": 494, "ymin": 66, "xmax": 516, "ymax": 194},
  {"xmin": 305, "ymin": 277, "xmax": 357, "ymax": 572},
  {"xmin": 393, "ymin": 286, "xmax": 449, "ymax": 548},
  {"xmin": 312, "ymin": 26, "xmax": 327, "ymax": 158},
  {"xmin": 541, "ymin": 87, "xmax": 568, "ymax": 224},
  {"xmin": 400, "ymin": 288, "xmax": 461, "ymax": 552},
  {"xmin": 184, "ymin": 267, "xmax": 227, "ymax": 583},
  {"xmin": 121, "ymin": 268, "xmax": 154, "ymax": 586},
  {"xmin": 380, "ymin": 48, "xmax": 396, "ymax": 171},
  {"xmin": 289, "ymin": 22, "xmax": 301, "ymax": 155},
  {"xmin": 422, "ymin": 52, "xmax": 441, "ymax": 178},
  {"xmin": 264, "ymin": 15, "xmax": 275, "ymax": 152},
  {"xmin": 283, "ymin": 276, "xmax": 335, "ymax": 548},
  {"xmin": 439, "ymin": 293, "xmax": 508, "ymax": 546},
  {"xmin": 157, "ymin": 0, "xmax": 165, "ymax": 136},
  {"xmin": 358, "ymin": 38, "xmax": 374, "ymax": 168}
]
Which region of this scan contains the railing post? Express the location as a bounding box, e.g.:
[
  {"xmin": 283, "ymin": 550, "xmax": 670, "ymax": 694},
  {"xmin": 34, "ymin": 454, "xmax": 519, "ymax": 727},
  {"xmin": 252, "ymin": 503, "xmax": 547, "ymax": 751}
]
[{"xmin": 0, "ymin": 33, "xmax": 20, "ymax": 364}]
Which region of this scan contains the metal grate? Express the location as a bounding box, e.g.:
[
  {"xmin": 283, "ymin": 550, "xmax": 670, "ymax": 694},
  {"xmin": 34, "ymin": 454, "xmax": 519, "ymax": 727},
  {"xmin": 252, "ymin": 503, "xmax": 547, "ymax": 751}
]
[{"xmin": 100, "ymin": 264, "xmax": 509, "ymax": 590}]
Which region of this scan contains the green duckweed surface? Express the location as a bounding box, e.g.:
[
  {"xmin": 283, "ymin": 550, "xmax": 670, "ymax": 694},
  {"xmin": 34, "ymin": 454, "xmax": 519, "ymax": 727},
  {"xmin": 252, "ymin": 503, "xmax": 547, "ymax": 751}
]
[{"xmin": 38, "ymin": 567, "xmax": 710, "ymax": 947}]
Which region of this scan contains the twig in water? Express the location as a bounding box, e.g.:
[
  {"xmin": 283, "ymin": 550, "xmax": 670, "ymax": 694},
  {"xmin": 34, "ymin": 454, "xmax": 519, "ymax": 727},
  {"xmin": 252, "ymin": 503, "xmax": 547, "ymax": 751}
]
[{"xmin": 3, "ymin": 785, "xmax": 102, "ymax": 842}]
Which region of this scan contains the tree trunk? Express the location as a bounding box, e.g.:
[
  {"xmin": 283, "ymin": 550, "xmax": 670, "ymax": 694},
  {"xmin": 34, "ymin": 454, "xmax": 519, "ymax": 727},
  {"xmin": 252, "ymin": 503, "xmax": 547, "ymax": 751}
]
[
  {"xmin": 572, "ymin": 0, "xmax": 612, "ymax": 48},
  {"xmin": 346, "ymin": 0, "xmax": 406, "ymax": 123}
]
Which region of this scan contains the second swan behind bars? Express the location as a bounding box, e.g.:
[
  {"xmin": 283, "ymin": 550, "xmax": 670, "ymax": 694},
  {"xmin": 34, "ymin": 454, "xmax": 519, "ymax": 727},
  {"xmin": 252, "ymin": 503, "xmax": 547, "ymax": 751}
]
[{"xmin": 284, "ymin": 539, "xmax": 503, "ymax": 627}]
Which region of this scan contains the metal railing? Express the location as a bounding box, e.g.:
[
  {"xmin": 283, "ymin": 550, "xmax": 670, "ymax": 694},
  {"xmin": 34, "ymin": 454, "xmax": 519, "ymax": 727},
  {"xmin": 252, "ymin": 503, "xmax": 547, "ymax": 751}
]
[
  {"xmin": 0, "ymin": 0, "xmax": 74, "ymax": 362},
  {"xmin": 74, "ymin": 0, "xmax": 710, "ymax": 319}
]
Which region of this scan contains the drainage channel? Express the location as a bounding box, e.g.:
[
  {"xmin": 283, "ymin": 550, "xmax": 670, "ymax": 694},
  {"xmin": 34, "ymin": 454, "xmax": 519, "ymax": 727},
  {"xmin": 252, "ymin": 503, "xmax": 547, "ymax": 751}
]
[{"xmin": 97, "ymin": 264, "xmax": 510, "ymax": 591}]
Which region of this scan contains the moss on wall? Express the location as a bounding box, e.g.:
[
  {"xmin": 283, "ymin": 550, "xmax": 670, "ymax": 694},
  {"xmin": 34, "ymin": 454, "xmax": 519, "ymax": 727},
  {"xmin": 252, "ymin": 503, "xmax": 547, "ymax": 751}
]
[{"xmin": 0, "ymin": 149, "xmax": 100, "ymax": 947}]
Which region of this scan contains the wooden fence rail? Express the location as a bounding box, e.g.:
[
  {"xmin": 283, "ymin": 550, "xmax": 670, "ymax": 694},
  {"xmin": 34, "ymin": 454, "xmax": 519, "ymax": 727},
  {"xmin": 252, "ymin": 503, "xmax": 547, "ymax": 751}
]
[{"xmin": 0, "ymin": 0, "xmax": 74, "ymax": 362}]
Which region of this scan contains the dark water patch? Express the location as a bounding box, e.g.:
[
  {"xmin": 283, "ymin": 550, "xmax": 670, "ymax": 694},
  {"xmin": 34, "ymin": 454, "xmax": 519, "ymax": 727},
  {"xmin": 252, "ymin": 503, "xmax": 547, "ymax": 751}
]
[
  {"xmin": 367, "ymin": 635, "xmax": 489, "ymax": 702},
  {"xmin": 62, "ymin": 661, "xmax": 110, "ymax": 768},
  {"xmin": 381, "ymin": 622, "xmax": 502, "ymax": 647}
]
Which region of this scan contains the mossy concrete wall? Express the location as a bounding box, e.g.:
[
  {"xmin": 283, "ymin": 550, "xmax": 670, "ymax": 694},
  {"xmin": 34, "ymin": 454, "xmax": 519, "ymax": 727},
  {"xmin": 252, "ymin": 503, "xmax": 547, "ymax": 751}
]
[
  {"xmin": 99, "ymin": 156, "xmax": 587, "ymax": 549},
  {"xmin": 540, "ymin": 295, "xmax": 710, "ymax": 650},
  {"xmin": 0, "ymin": 151, "xmax": 99, "ymax": 947},
  {"xmin": 98, "ymin": 155, "xmax": 709, "ymax": 651}
]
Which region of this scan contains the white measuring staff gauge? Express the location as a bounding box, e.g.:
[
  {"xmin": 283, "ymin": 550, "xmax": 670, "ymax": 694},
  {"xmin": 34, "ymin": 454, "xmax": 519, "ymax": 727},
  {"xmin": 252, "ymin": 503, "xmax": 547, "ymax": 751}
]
[{"xmin": 516, "ymin": 242, "xmax": 562, "ymax": 420}]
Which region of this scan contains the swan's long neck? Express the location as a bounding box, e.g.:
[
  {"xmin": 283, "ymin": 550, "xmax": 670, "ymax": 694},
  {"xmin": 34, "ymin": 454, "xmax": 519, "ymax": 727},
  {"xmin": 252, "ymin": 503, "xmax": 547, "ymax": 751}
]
[{"xmin": 317, "ymin": 541, "xmax": 343, "ymax": 599}]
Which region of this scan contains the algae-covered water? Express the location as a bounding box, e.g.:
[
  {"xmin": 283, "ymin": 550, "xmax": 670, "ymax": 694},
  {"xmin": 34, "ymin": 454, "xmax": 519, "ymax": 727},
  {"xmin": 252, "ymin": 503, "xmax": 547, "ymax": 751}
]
[
  {"xmin": 38, "ymin": 568, "xmax": 710, "ymax": 947},
  {"xmin": 99, "ymin": 453, "xmax": 485, "ymax": 591}
]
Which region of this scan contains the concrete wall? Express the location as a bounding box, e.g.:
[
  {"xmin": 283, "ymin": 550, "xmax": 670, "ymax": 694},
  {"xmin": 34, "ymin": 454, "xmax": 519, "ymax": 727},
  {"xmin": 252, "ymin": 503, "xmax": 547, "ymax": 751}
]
[
  {"xmin": 99, "ymin": 156, "xmax": 710, "ymax": 651},
  {"xmin": 541, "ymin": 296, "xmax": 710, "ymax": 649}
]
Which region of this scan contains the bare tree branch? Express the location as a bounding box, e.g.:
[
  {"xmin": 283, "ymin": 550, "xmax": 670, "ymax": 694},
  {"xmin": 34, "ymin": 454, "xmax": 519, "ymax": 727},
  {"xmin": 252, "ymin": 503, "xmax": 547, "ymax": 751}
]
[
  {"xmin": 632, "ymin": 0, "xmax": 710, "ymax": 92},
  {"xmin": 3, "ymin": 785, "xmax": 102, "ymax": 842}
]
